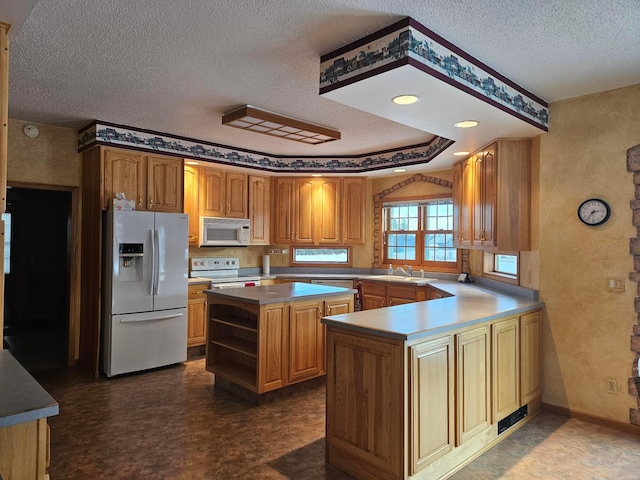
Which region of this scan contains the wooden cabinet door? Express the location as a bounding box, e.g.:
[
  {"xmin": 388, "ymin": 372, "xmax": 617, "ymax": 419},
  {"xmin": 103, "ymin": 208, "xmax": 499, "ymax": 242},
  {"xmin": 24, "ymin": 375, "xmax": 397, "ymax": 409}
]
[
  {"xmin": 455, "ymin": 326, "xmax": 491, "ymax": 446},
  {"xmin": 472, "ymin": 145, "xmax": 497, "ymax": 247},
  {"xmin": 258, "ymin": 305, "xmax": 285, "ymax": 392},
  {"xmin": 326, "ymin": 328, "xmax": 404, "ymax": 480},
  {"xmin": 453, "ymin": 157, "xmax": 473, "ymax": 247},
  {"xmin": 184, "ymin": 165, "xmax": 199, "ymax": 245},
  {"xmin": 342, "ymin": 177, "xmax": 366, "ymax": 244},
  {"xmin": 452, "ymin": 161, "xmax": 463, "ymax": 247},
  {"xmin": 410, "ymin": 335, "xmax": 454, "ymax": 474},
  {"xmin": 316, "ymin": 177, "xmax": 341, "ymax": 244},
  {"xmin": 147, "ymin": 155, "xmax": 183, "ymax": 212},
  {"xmin": 294, "ymin": 178, "xmax": 314, "ymax": 244},
  {"xmin": 361, "ymin": 282, "xmax": 387, "ymax": 310},
  {"xmin": 272, "ymin": 177, "xmax": 294, "ymax": 244},
  {"xmin": 520, "ymin": 310, "xmax": 542, "ymax": 405},
  {"xmin": 225, "ymin": 172, "xmax": 248, "ymax": 218},
  {"xmin": 200, "ymin": 168, "xmax": 225, "ymax": 217},
  {"xmin": 187, "ymin": 285, "xmax": 207, "ymax": 347},
  {"xmin": 387, "ymin": 284, "xmax": 417, "ymax": 307},
  {"xmin": 249, "ymin": 175, "xmax": 270, "ymax": 244},
  {"xmin": 321, "ymin": 296, "xmax": 354, "ymax": 374},
  {"xmin": 287, "ymin": 301, "xmax": 323, "ymax": 383},
  {"xmin": 492, "ymin": 317, "xmax": 520, "ymax": 422},
  {"xmin": 103, "ymin": 149, "xmax": 146, "ymax": 210}
]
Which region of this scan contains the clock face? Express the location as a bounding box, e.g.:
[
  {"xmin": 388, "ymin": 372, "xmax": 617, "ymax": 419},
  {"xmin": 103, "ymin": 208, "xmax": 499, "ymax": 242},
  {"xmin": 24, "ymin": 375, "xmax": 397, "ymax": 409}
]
[{"xmin": 578, "ymin": 198, "xmax": 611, "ymax": 226}]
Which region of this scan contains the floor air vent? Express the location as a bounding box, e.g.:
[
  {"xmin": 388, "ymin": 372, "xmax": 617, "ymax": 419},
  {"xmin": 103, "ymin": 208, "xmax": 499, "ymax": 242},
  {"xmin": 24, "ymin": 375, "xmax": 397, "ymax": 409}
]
[{"xmin": 498, "ymin": 404, "xmax": 528, "ymax": 434}]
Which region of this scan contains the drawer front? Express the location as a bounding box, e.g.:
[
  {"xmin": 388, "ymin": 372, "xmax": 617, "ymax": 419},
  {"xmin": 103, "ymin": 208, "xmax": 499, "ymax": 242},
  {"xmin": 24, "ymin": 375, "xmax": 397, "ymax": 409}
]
[
  {"xmin": 361, "ymin": 282, "xmax": 387, "ymax": 297},
  {"xmin": 387, "ymin": 284, "xmax": 416, "ymax": 300},
  {"xmin": 188, "ymin": 284, "xmax": 208, "ymax": 298}
]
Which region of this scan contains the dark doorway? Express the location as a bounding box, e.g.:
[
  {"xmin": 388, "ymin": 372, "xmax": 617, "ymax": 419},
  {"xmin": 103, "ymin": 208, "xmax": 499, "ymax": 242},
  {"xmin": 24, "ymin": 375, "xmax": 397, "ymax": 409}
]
[{"xmin": 3, "ymin": 186, "xmax": 71, "ymax": 371}]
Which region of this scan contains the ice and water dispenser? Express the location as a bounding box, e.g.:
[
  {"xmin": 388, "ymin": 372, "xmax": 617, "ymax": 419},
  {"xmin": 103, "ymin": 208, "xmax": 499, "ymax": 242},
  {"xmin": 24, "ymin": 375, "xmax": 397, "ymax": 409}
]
[{"xmin": 118, "ymin": 243, "xmax": 144, "ymax": 282}]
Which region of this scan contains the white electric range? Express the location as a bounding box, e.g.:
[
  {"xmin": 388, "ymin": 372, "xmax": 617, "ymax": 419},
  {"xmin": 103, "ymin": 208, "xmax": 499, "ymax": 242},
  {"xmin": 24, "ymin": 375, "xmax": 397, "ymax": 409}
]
[{"xmin": 189, "ymin": 257, "xmax": 261, "ymax": 289}]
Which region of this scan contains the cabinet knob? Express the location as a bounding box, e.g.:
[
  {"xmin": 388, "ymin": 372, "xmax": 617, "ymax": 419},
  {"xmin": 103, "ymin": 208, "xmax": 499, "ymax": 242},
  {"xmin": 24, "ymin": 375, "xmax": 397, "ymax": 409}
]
[
  {"xmin": 137, "ymin": 196, "xmax": 142, "ymax": 207},
  {"xmin": 149, "ymin": 197, "xmax": 153, "ymax": 208}
]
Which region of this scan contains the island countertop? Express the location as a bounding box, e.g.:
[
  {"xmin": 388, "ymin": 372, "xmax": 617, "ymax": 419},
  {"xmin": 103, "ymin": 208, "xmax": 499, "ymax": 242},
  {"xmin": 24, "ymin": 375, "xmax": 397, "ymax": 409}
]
[
  {"xmin": 0, "ymin": 350, "xmax": 59, "ymax": 428},
  {"xmin": 205, "ymin": 281, "xmax": 356, "ymax": 305},
  {"xmin": 321, "ymin": 279, "xmax": 543, "ymax": 342}
]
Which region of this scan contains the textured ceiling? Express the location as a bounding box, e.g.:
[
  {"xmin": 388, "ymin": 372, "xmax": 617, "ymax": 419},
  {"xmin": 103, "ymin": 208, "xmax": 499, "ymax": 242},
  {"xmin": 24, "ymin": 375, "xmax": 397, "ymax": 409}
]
[{"xmin": 2, "ymin": 0, "xmax": 639, "ymax": 174}]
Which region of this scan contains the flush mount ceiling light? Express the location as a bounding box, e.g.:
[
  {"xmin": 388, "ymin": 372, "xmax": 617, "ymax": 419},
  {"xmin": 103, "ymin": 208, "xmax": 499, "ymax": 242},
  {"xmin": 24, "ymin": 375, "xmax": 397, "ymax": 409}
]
[
  {"xmin": 393, "ymin": 168, "xmax": 407, "ymax": 173},
  {"xmin": 392, "ymin": 94, "xmax": 420, "ymax": 105},
  {"xmin": 453, "ymin": 151, "xmax": 470, "ymax": 156},
  {"xmin": 454, "ymin": 120, "xmax": 479, "ymax": 128},
  {"xmin": 222, "ymin": 105, "xmax": 340, "ymax": 145}
]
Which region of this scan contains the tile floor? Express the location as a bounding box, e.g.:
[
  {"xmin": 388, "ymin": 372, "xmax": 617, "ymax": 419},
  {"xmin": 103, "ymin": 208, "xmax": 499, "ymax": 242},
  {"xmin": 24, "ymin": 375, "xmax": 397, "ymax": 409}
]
[{"xmin": 34, "ymin": 358, "xmax": 640, "ymax": 480}]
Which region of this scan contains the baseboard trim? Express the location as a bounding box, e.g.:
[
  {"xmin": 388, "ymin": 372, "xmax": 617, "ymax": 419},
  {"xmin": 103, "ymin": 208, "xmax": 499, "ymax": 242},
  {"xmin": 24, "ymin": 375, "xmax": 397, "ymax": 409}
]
[{"xmin": 541, "ymin": 402, "xmax": 640, "ymax": 436}]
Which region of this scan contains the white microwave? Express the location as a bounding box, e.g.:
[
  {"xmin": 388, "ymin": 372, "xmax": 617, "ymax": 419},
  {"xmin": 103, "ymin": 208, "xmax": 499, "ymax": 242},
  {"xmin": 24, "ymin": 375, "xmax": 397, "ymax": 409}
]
[{"xmin": 199, "ymin": 217, "xmax": 250, "ymax": 247}]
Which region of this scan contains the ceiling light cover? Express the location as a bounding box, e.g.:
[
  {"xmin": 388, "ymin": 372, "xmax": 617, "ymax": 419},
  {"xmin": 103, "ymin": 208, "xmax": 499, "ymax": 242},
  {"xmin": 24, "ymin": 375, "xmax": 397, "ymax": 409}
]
[
  {"xmin": 453, "ymin": 151, "xmax": 470, "ymax": 156},
  {"xmin": 222, "ymin": 106, "xmax": 340, "ymax": 145},
  {"xmin": 392, "ymin": 94, "xmax": 420, "ymax": 105},
  {"xmin": 454, "ymin": 120, "xmax": 479, "ymax": 128}
]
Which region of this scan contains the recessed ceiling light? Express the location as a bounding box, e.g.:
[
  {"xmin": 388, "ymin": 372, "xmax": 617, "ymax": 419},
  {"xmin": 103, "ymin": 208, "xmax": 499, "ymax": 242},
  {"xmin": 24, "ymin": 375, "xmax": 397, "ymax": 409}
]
[
  {"xmin": 393, "ymin": 169, "xmax": 407, "ymax": 173},
  {"xmin": 453, "ymin": 151, "xmax": 469, "ymax": 156},
  {"xmin": 311, "ymin": 173, "xmax": 323, "ymax": 177},
  {"xmin": 454, "ymin": 120, "xmax": 479, "ymax": 128},
  {"xmin": 392, "ymin": 94, "xmax": 420, "ymax": 105}
]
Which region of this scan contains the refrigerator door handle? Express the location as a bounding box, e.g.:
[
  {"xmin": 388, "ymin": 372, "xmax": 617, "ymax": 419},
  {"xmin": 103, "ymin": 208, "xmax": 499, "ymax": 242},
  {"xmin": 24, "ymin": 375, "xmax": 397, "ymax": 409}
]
[
  {"xmin": 149, "ymin": 229, "xmax": 155, "ymax": 296},
  {"xmin": 153, "ymin": 228, "xmax": 160, "ymax": 295},
  {"xmin": 120, "ymin": 312, "xmax": 184, "ymax": 323}
]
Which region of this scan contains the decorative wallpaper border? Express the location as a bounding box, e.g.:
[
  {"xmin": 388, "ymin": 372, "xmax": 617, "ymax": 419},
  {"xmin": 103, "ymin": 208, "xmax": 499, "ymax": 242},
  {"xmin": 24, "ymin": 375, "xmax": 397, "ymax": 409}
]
[
  {"xmin": 78, "ymin": 121, "xmax": 454, "ymax": 173},
  {"xmin": 320, "ymin": 17, "xmax": 549, "ymax": 132}
]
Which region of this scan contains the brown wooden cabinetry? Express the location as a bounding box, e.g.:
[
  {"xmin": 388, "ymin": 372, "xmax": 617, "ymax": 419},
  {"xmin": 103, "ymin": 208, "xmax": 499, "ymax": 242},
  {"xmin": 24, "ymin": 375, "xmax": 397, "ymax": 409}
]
[
  {"xmin": 492, "ymin": 316, "xmax": 520, "ymax": 422},
  {"xmin": 200, "ymin": 167, "xmax": 247, "ymax": 218},
  {"xmin": 102, "ymin": 147, "xmax": 183, "ymax": 212},
  {"xmin": 187, "ymin": 284, "xmax": 207, "ymax": 347},
  {"xmin": 360, "ymin": 280, "xmax": 448, "ymax": 310},
  {"xmin": 184, "ymin": 165, "xmax": 199, "ymax": 245},
  {"xmin": 272, "ymin": 176, "xmax": 365, "ymax": 245},
  {"xmin": 206, "ymin": 292, "xmax": 354, "ymax": 394},
  {"xmin": 520, "ymin": 310, "xmax": 542, "ymax": 405},
  {"xmin": 455, "ymin": 326, "xmax": 491, "ymax": 446},
  {"xmin": 453, "ymin": 139, "xmax": 531, "ymax": 251},
  {"xmin": 248, "ymin": 175, "xmax": 270, "ymax": 245},
  {"xmin": 0, "ymin": 418, "xmax": 51, "ymax": 480},
  {"xmin": 410, "ymin": 335, "xmax": 454, "ymax": 474}
]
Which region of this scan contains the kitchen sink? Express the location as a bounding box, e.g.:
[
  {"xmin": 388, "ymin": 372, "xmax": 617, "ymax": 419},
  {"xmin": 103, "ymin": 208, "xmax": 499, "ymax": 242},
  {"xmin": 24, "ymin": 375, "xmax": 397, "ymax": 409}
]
[{"xmin": 363, "ymin": 275, "xmax": 436, "ymax": 284}]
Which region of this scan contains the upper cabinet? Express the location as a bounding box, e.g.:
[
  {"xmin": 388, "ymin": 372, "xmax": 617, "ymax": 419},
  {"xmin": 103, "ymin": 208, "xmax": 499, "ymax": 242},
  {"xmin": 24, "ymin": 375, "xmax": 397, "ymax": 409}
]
[
  {"xmin": 101, "ymin": 147, "xmax": 183, "ymax": 213},
  {"xmin": 184, "ymin": 165, "xmax": 200, "ymax": 245},
  {"xmin": 200, "ymin": 167, "xmax": 248, "ymax": 218},
  {"xmin": 453, "ymin": 139, "xmax": 530, "ymax": 252},
  {"xmin": 249, "ymin": 175, "xmax": 271, "ymax": 245},
  {"xmin": 272, "ymin": 176, "xmax": 366, "ymax": 246}
]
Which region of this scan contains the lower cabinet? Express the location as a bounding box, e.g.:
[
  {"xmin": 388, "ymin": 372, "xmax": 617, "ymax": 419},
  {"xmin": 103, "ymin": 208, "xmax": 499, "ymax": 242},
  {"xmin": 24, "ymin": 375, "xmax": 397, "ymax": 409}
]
[
  {"xmin": 492, "ymin": 317, "xmax": 520, "ymax": 422},
  {"xmin": 187, "ymin": 284, "xmax": 207, "ymax": 347},
  {"xmin": 325, "ymin": 308, "xmax": 542, "ymax": 480},
  {"xmin": 207, "ymin": 294, "xmax": 354, "ymax": 394},
  {"xmin": 0, "ymin": 418, "xmax": 51, "ymax": 480},
  {"xmin": 455, "ymin": 325, "xmax": 491, "ymax": 446},
  {"xmin": 410, "ymin": 335, "xmax": 454, "ymax": 475},
  {"xmin": 360, "ymin": 281, "xmax": 452, "ymax": 310}
]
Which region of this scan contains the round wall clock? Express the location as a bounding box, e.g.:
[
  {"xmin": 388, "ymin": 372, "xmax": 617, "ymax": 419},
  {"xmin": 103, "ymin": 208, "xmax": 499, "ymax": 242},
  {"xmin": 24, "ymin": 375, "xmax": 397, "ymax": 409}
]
[{"xmin": 578, "ymin": 198, "xmax": 611, "ymax": 226}]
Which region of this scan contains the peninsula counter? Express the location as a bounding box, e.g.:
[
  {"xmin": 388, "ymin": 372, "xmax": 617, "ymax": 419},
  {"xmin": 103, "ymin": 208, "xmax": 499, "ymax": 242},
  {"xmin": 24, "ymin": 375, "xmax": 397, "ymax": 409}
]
[{"xmin": 321, "ymin": 280, "xmax": 543, "ymax": 480}]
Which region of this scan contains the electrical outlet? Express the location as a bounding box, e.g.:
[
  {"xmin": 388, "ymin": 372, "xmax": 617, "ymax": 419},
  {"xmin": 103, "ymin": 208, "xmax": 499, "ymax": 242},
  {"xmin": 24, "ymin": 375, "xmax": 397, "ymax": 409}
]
[
  {"xmin": 607, "ymin": 378, "xmax": 618, "ymax": 394},
  {"xmin": 606, "ymin": 277, "xmax": 625, "ymax": 293}
]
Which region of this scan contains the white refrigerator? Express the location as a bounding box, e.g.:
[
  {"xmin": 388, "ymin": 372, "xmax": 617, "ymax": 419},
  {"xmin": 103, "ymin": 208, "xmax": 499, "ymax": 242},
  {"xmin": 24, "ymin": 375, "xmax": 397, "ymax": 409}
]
[{"xmin": 102, "ymin": 210, "xmax": 189, "ymax": 377}]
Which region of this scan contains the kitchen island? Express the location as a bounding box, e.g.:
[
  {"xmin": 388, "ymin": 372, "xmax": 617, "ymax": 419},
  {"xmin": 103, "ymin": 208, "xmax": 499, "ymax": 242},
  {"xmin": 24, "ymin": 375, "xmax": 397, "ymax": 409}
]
[
  {"xmin": 321, "ymin": 280, "xmax": 543, "ymax": 480},
  {"xmin": 0, "ymin": 350, "xmax": 59, "ymax": 480},
  {"xmin": 205, "ymin": 282, "xmax": 355, "ymax": 400}
]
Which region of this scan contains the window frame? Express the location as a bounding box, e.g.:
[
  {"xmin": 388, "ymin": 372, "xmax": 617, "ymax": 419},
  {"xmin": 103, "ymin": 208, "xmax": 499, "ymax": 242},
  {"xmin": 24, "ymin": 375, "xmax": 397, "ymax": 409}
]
[
  {"xmin": 482, "ymin": 251, "xmax": 520, "ymax": 285},
  {"xmin": 381, "ymin": 195, "xmax": 461, "ymax": 274}
]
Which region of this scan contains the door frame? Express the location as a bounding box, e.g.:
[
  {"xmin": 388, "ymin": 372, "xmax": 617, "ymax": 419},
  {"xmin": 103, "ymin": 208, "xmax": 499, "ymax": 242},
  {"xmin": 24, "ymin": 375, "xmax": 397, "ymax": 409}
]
[{"xmin": 7, "ymin": 181, "xmax": 80, "ymax": 366}]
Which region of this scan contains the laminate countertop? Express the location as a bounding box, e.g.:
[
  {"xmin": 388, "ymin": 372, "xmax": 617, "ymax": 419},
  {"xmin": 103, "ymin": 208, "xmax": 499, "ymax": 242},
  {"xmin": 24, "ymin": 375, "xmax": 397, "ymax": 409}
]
[
  {"xmin": 205, "ymin": 282, "xmax": 356, "ymax": 305},
  {"xmin": 321, "ymin": 279, "xmax": 543, "ymax": 342},
  {"xmin": 0, "ymin": 350, "xmax": 59, "ymax": 428}
]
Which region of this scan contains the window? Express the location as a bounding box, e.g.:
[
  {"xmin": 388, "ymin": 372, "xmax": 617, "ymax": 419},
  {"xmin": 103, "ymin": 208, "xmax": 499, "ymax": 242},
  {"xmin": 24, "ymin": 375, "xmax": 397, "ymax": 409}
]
[
  {"xmin": 383, "ymin": 198, "xmax": 459, "ymax": 272},
  {"xmin": 292, "ymin": 247, "xmax": 350, "ymax": 265},
  {"xmin": 483, "ymin": 252, "xmax": 519, "ymax": 284}
]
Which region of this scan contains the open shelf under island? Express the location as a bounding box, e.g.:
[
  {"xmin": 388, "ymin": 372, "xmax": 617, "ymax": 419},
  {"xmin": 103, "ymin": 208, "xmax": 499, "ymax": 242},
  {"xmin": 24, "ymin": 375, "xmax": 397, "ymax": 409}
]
[
  {"xmin": 321, "ymin": 280, "xmax": 544, "ymax": 480},
  {"xmin": 204, "ymin": 282, "xmax": 356, "ymax": 398}
]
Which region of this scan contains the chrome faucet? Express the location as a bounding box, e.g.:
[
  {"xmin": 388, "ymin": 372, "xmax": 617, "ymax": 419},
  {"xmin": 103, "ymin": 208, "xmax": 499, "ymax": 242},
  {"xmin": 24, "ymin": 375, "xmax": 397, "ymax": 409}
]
[{"xmin": 395, "ymin": 266, "xmax": 412, "ymax": 277}]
